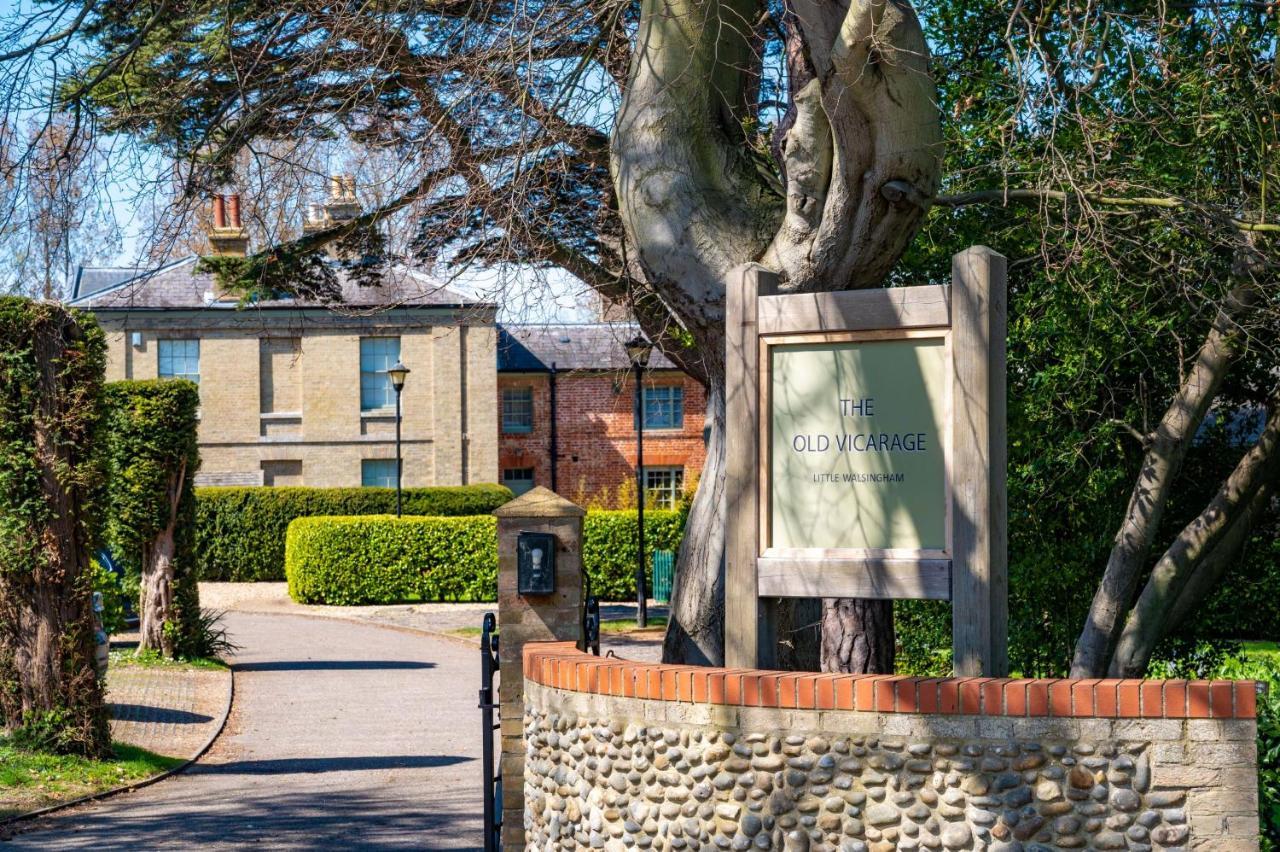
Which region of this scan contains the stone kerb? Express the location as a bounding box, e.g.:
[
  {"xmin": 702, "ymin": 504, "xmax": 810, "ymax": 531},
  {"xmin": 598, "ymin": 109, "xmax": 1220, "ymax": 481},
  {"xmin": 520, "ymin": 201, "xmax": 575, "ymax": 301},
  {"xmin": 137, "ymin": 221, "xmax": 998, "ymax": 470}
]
[{"xmin": 523, "ymin": 643, "xmax": 1260, "ymax": 851}]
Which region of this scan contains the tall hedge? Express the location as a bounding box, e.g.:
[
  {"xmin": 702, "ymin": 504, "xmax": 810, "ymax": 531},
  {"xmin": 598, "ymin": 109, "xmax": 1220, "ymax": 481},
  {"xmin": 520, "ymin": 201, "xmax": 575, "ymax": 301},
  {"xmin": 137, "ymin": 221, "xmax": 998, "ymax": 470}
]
[
  {"xmin": 284, "ymin": 509, "xmax": 687, "ymax": 604},
  {"xmin": 102, "ymin": 380, "xmax": 201, "ymax": 657},
  {"xmin": 195, "ymin": 484, "xmax": 514, "ymax": 581},
  {"xmin": 0, "ymin": 298, "xmax": 109, "ymax": 756}
]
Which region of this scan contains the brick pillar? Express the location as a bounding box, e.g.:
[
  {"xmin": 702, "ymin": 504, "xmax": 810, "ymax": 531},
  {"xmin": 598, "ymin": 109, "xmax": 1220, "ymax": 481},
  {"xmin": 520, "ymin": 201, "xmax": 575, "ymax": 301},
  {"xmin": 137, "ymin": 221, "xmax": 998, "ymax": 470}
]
[{"xmin": 494, "ymin": 486, "xmax": 585, "ymax": 851}]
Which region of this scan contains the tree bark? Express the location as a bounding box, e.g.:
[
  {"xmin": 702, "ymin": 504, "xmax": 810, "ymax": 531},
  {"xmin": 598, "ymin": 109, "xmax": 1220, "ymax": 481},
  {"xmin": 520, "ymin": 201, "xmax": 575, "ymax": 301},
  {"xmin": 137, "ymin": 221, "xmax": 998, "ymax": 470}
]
[
  {"xmin": 662, "ymin": 381, "xmax": 727, "ymax": 666},
  {"xmin": 0, "ymin": 309, "xmax": 107, "ymax": 755},
  {"xmin": 138, "ymin": 464, "xmax": 185, "ymax": 658},
  {"xmin": 616, "ymin": 0, "xmax": 941, "ymax": 668},
  {"xmin": 1109, "ymin": 401, "xmax": 1280, "ymax": 676},
  {"xmin": 1069, "ymin": 283, "xmax": 1260, "ymax": 677},
  {"xmin": 1162, "ymin": 481, "xmax": 1273, "ymax": 636},
  {"xmin": 820, "ymin": 598, "xmax": 895, "ymax": 673}
]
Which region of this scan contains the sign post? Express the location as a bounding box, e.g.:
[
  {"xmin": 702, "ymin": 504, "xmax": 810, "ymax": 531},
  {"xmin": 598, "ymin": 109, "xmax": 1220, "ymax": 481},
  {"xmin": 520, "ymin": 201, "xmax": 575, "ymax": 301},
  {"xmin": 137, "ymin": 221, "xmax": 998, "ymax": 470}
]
[{"xmin": 724, "ymin": 246, "xmax": 1008, "ymax": 676}]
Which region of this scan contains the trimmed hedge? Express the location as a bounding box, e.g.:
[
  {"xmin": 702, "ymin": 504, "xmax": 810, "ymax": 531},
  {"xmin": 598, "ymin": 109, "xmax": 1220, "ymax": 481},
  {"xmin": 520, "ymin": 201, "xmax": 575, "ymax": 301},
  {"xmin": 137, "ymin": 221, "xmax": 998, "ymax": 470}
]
[
  {"xmin": 581, "ymin": 510, "xmax": 686, "ymax": 600},
  {"xmin": 287, "ymin": 515, "xmax": 498, "ymax": 604},
  {"xmin": 195, "ymin": 484, "xmax": 513, "ymax": 581},
  {"xmin": 284, "ymin": 509, "xmax": 687, "ymax": 604}
]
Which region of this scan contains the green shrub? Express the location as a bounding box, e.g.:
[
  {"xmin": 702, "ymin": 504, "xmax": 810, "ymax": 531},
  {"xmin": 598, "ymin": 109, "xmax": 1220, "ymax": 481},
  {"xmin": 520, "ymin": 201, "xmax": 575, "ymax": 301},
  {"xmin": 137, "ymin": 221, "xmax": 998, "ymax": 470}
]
[
  {"xmin": 102, "ymin": 379, "xmax": 201, "ymax": 657},
  {"xmin": 195, "ymin": 484, "xmax": 513, "ymax": 581},
  {"xmin": 582, "ymin": 510, "xmax": 687, "ymax": 600},
  {"xmin": 286, "ymin": 515, "xmax": 498, "ymax": 604},
  {"xmin": 283, "ymin": 509, "xmax": 688, "ymax": 605}
]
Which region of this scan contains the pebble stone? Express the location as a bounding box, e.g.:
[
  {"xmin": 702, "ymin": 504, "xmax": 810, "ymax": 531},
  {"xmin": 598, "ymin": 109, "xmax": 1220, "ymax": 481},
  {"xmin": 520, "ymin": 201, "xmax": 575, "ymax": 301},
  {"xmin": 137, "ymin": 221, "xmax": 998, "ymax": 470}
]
[{"xmin": 523, "ymin": 708, "xmax": 1185, "ymax": 850}]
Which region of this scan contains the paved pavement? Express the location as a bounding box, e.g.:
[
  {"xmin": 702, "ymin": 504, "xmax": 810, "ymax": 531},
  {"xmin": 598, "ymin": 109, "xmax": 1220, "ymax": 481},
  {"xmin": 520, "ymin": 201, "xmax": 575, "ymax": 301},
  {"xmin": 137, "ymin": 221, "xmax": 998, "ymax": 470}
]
[
  {"xmin": 107, "ymin": 663, "xmax": 230, "ymax": 759},
  {"xmin": 7, "ymin": 612, "xmax": 483, "ymax": 850}
]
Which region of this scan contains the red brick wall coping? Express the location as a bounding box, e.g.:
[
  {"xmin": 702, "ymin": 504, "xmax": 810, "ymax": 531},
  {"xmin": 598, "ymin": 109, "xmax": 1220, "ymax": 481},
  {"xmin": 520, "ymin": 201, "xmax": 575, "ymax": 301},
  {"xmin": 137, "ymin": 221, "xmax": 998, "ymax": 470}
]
[{"xmin": 524, "ymin": 642, "xmax": 1258, "ymax": 720}]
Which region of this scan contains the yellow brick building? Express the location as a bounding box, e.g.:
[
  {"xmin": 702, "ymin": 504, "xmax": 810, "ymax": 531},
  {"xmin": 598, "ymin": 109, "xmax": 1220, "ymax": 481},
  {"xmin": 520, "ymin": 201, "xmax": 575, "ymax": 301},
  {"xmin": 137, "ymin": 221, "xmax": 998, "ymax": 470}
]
[{"xmin": 70, "ymin": 257, "xmax": 498, "ymax": 488}]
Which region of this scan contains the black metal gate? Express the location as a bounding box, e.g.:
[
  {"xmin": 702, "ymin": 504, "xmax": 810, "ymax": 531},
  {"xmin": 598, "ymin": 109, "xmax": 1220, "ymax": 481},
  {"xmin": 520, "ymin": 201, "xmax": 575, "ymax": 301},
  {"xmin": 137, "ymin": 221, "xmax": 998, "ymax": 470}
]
[
  {"xmin": 477, "ymin": 595, "xmax": 600, "ymax": 850},
  {"xmin": 478, "ymin": 612, "xmax": 501, "ymax": 852}
]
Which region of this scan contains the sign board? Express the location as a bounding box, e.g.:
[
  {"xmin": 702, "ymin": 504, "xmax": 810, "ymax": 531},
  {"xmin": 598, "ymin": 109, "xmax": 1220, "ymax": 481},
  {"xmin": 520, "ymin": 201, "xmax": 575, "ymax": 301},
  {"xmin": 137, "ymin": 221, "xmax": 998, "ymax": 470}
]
[
  {"xmin": 767, "ymin": 335, "xmax": 949, "ymax": 552},
  {"xmin": 724, "ymin": 247, "xmax": 1008, "ymax": 676}
]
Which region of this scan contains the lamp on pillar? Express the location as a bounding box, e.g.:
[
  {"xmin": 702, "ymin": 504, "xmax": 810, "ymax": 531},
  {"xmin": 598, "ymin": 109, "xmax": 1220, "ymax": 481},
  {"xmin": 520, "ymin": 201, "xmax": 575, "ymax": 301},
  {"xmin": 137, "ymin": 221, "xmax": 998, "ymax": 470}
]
[
  {"xmin": 625, "ymin": 334, "xmax": 653, "ymax": 628},
  {"xmin": 386, "ymin": 360, "xmax": 411, "ymax": 516}
]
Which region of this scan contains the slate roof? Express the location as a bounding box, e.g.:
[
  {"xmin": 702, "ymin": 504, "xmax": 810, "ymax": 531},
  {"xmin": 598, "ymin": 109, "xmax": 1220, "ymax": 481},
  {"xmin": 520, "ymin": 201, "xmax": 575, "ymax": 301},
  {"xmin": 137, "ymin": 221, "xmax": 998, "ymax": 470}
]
[
  {"xmin": 68, "ymin": 256, "xmax": 482, "ymax": 310},
  {"xmin": 497, "ymin": 324, "xmax": 677, "ymax": 372}
]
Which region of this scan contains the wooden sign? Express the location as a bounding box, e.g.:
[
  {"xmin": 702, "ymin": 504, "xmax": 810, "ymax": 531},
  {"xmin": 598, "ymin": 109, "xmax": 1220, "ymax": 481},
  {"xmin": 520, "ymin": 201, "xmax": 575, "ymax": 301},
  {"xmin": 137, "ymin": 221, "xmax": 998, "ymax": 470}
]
[{"xmin": 725, "ymin": 247, "xmax": 1008, "ymax": 676}]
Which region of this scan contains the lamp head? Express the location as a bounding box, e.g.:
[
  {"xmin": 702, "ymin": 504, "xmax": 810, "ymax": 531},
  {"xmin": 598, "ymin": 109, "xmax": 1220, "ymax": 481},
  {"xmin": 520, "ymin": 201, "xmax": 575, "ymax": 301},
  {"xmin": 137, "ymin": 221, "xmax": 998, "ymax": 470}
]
[
  {"xmin": 386, "ymin": 360, "xmax": 410, "ymax": 391},
  {"xmin": 624, "ymin": 335, "xmax": 653, "ymax": 368}
]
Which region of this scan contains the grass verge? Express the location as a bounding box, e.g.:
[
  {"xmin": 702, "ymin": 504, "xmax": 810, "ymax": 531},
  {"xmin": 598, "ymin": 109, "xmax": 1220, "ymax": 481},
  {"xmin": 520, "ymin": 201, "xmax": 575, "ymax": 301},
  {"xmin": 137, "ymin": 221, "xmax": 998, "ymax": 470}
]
[
  {"xmin": 0, "ymin": 741, "xmax": 183, "ymax": 820},
  {"xmin": 108, "ymin": 649, "xmax": 228, "ymax": 670}
]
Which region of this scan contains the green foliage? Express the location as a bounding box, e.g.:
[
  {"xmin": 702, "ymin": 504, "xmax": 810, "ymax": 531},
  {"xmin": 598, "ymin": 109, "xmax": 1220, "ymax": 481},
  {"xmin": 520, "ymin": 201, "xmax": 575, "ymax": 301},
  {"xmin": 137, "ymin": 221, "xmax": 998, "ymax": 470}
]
[
  {"xmin": 894, "ymin": 1, "xmax": 1280, "ymax": 676},
  {"xmin": 90, "ymin": 561, "xmax": 127, "ymax": 637},
  {"xmin": 0, "ymin": 297, "xmax": 108, "ymax": 754},
  {"xmin": 284, "ymin": 509, "xmax": 688, "ymax": 605},
  {"xmin": 195, "ymin": 484, "xmax": 513, "ymax": 581},
  {"xmin": 7, "ymin": 709, "xmax": 89, "ymax": 754},
  {"xmin": 1209, "ymin": 651, "xmax": 1280, "ymax": 850},
  {"xmin": 102, "ymin": 380, "xmax": 202, "ymax": 657},
  {"xmin": 581, "ymin": 510, "xmax": 687, "ymax": 600},
  {"xmin": 286, "ymin": 515, "xmax": 499, "ymax": 605}
]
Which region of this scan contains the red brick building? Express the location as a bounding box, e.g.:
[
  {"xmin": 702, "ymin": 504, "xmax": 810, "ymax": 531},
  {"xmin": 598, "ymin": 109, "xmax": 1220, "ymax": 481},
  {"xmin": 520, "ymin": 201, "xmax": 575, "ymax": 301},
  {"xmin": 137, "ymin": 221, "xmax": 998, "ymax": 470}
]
[{"xmin": 497, "ymin": 324, "xmax": 707, "ymax": 508}]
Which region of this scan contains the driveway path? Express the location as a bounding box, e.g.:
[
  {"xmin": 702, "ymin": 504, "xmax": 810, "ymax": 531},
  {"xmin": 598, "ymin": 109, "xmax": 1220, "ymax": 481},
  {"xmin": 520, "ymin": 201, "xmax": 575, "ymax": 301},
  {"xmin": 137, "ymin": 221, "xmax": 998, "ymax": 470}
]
[{"xmin": 5, "ymin": 612, "xmax": 482, "ymax": 850}]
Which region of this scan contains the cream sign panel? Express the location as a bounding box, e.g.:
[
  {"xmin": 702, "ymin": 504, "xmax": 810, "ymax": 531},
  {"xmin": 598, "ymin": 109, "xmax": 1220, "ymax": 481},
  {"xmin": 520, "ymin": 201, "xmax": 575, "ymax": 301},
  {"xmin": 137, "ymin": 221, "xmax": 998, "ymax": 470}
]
[{"xmin": 768, "ymin": 336, "xmax": 948, "ymax": 551}]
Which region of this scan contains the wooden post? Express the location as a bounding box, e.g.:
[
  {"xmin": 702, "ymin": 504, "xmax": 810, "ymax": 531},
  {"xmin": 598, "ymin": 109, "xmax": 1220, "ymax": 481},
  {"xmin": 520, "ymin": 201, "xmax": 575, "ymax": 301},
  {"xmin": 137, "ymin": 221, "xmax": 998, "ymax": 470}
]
[
  {"xmin": 494, "ymin": 487, "xmax": 586, "ymax": 851},
  {"xmin": 949, "ymin": 246, "xmax": 1009, "ymax": 676},
  {"xmin": 725, "ymin": 264, "xmax": 777, "ymax": 669}
]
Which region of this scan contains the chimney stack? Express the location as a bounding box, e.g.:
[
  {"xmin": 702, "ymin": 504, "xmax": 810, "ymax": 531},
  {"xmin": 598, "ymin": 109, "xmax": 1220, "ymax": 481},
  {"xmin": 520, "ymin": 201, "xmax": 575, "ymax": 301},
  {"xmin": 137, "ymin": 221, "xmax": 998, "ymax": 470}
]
[
  {"xmin": 207, "ymin": 193, "xmax": 249, "ymax": 258},
  {"xmin": 323, "ymin": 174, "xmax": 360, "ymax": 224}
]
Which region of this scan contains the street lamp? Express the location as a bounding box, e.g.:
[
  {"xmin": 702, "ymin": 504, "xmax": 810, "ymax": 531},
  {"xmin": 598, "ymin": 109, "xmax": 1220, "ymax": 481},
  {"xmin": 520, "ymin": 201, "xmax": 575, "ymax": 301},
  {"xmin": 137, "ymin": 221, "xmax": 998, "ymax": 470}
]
[
  {"xmin": 625, "ymin": 334, "xmax": 653, "ymax": 628},
  {"xmin": 386, "ymin": 360, "xmax": 411, "ymax": 517}
]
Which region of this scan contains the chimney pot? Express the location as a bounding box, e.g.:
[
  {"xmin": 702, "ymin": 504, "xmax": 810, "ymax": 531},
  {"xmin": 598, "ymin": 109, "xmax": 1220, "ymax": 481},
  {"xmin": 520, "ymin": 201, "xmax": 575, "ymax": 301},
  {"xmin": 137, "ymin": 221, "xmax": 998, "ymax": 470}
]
[
  {"xmin": 227, "ymin": 193, "xmax": 243, "ymax": 230},
  {"xmin": 329, "ymin": 176, "xmax": 344, "ymax": 200},
  {"xmin": 212, "ymin": 195, "xmax": 227, "ymax": 229}
]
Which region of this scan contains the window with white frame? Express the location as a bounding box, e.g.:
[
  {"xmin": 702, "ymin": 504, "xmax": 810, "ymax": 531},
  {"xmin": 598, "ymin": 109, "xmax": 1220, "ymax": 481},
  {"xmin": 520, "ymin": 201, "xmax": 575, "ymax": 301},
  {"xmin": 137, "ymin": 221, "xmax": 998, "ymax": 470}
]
[
  {"xmin": 359, "ymin": 337, "xmax": 400, "ymax": 411},
  {"xmin": 502, "ymin": 467, "xmax": 535, "ymax": 496},
  {"xmin": 158, "ymin": 339, "xmax": 200, "ymax": 383},
  {"xmin": 361, "ymin": 459, "xmax": 398, "ymax": 488},
  {"xmin": 501, "ymin": 387, "xmax": 534, "ymax": 433},
  {"xmin": 638, "ymin": 385, "xmax": 683, "ymax": 430},
  {"xmin": 643, "ymin": 466, "xmax": 684, "ymax": 509}
]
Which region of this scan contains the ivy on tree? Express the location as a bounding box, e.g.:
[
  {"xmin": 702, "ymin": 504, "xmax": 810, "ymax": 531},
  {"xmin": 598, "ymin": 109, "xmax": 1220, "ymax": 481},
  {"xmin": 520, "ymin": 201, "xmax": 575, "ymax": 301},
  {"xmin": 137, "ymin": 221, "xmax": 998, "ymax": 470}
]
[
  {"xmin": 102, "ymin": 380, "xmax": 202, "ymax": 659},
  {"xmin": 0, "ymin": 297, "xmax": 109, "ymax": 756}
]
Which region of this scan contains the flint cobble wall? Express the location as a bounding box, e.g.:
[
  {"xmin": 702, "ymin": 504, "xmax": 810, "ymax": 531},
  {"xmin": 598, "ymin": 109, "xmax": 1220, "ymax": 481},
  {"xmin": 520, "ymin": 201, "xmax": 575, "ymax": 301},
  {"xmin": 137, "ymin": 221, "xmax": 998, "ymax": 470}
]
[{"xmin": 522, "ymin": 645, "xmax": 1260, "ymax": 852}]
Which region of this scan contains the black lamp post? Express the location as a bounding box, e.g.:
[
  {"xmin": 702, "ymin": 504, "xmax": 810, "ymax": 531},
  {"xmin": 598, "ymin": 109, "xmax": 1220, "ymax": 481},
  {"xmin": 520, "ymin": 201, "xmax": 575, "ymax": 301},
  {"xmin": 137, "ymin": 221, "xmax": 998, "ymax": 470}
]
[
  {"xmin": 625, "ymin": 334, "xmax": 653, "ymax": 628},
  {"xmin": 386, "ymin": 360, "xmax": 411, "ymax": 516}
]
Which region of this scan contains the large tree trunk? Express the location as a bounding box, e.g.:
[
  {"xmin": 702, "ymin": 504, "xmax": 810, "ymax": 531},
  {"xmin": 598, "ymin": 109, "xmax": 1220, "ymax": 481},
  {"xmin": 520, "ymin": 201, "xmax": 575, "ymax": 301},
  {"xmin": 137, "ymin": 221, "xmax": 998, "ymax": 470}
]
[
  {"xmin": 820, "ymin": 599, "xmax": 895, "ymax": 673},
  {"xmin": 662, "ymin": 382, "xmax": 727, "ymax": 666},
  {"xmin": 0, "ymin": 307, "xmax": 107, "ymax": 755},
  {"xmin": 138, "ymin": 465, "xmax": 186, "ymax": 658},
  {"xmin": 138, "ymin": 525, "xmax": 178, "ymax": 657},
  {"xmin": 616, "ymin": 0, "xmax": 941, "ymax": 668}
]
